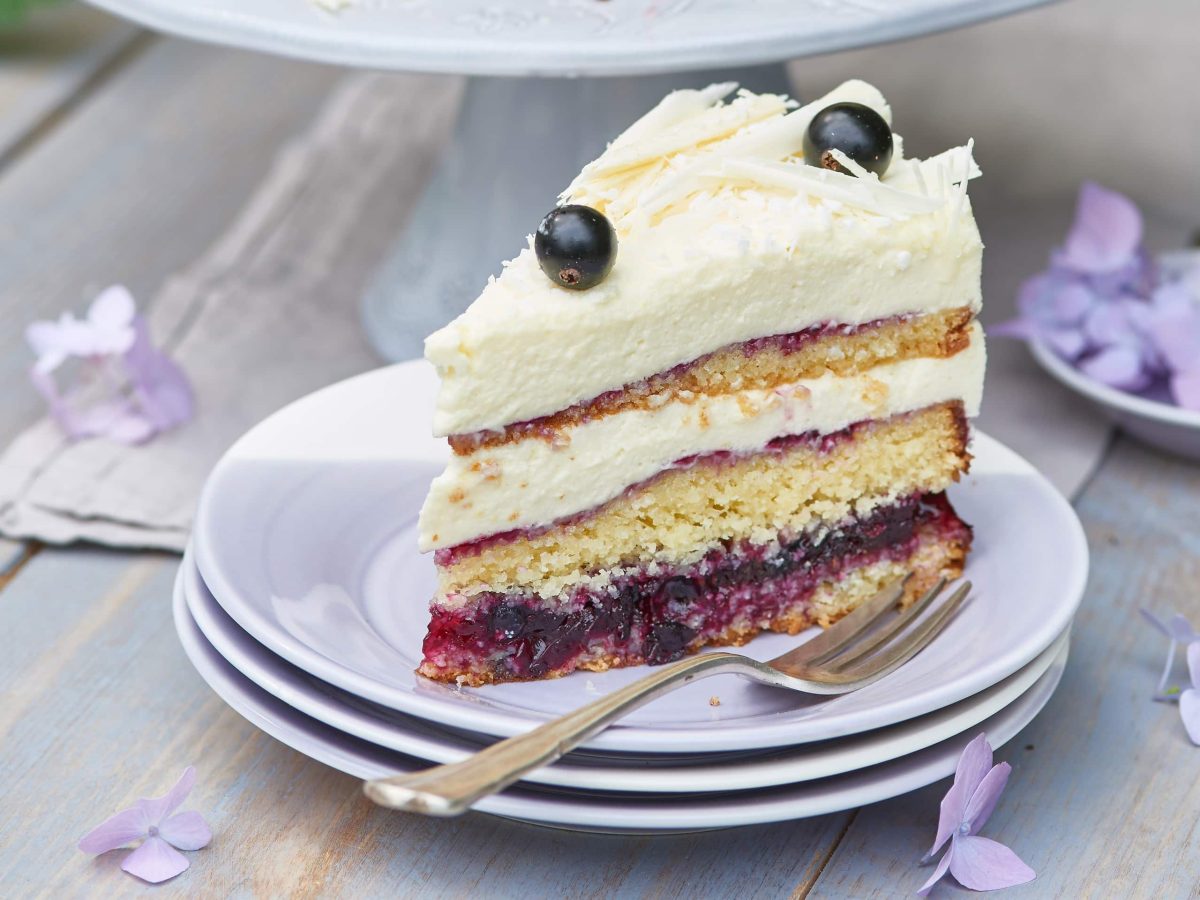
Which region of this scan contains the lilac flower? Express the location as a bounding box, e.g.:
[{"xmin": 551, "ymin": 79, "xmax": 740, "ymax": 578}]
[
  {"xmin": 1052, "ymin": 180, "xmax": 1146, "ymax": 280},
  {"xmin": 1142, "ymin": 609, "xmax": 1200, "ymax": 710},
  {"xmin": 993, "ymin": 183, "xmax": 1200, "ymax": 410},
  {"xmin": 25, "ymin": 286, "xmax": 194, "ymax": 443},
  {"xmin": 917, "ymin": 734, "xmax": 1034, "ymax": 896},
  {"xmin": 78, "ymin": 767, "xmax": 211, "ymax": 883}
]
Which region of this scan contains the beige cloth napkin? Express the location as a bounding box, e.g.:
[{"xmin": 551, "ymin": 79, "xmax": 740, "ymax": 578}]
[{"xmin": 0, "ymin": 67, "xmax": 1111, "ymax": 552}]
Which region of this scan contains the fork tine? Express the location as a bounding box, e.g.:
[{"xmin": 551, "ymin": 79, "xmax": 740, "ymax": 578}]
[
  {"xmin": 823, "ymin": 577, "xmax": 947, "ymax": 671},
  {"xmin": 839, "ymin": 581, "xmax": 971, "ymax": 681},
  {"xmin": 768, "ymin": 575, "xmax": 908, "ymax": 669}
]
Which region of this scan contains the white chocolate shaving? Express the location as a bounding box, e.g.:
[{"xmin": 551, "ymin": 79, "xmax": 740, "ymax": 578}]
[{"xmin": 562, "ymin": 78, "xmax": 979, "ymax": 232}]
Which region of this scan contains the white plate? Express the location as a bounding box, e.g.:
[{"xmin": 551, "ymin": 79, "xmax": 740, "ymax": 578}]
[
  {"xmin": 181, "ymin": 550, "xmax": 1069, "ymax": 792},
  {"xmin": 173, "ymin": 581, "xmax": 1069, "ymax": 832},
  {"xmin": 83, "ymin": 0, "xmax": 1051, "ymax": 76},
  {"xmin": 1031, "ymin": 338, "xmax": 1200, "ymax": 461},
  {"xmin": 193, "ymin": 361, "xmax": 1089, "ymax": 753}
]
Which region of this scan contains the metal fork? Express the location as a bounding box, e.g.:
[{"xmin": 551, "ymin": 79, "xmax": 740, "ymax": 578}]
[{"xmin": 363, "ymin": 575, "xmax": 970, "ymax": 816}]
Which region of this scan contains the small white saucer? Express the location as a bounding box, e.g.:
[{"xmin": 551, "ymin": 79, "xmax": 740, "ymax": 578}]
[
  {"xmin": 1031, "ymin": 338, "xmax": 1200, "ymax": 461},
  {"xmin": 192, "ymin": 362, "xmax": 1089, "ymax": 753}
]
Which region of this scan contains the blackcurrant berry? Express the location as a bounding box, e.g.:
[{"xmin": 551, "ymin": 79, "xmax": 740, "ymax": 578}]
[
  {"xmin": 802, "ymin": 102, "xmax": 893, "ymax": 177},
  {"xmin": 534, "ymin": 205, "xmax": 617, "ymax": 291}
]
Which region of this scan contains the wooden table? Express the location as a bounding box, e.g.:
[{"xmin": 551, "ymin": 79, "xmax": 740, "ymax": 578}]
[{"xmin": 2, "ymin": 3, "xmax": 1199, "ymax": 897}]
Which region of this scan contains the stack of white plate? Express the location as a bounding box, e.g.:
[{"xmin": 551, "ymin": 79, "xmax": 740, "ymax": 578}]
[{"xmin": 176, "ymin": 362, "xmax": 1089, "ymax": 833}]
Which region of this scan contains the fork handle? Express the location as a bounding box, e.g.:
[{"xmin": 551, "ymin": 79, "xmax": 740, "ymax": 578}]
[{"xmin": 363, "ymin": 651, "xmax": 753, "ymax": 816}]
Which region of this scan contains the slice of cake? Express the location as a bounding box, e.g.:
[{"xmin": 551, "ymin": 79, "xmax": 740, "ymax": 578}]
[{"xmin": 417, "ymin": 80, "xmax": 984, "ymax": 686}]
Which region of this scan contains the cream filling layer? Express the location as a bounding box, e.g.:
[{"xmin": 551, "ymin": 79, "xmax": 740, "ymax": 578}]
[{"xmin": 419, "ymin": 324, "xmax": 985, "ymax": 551}]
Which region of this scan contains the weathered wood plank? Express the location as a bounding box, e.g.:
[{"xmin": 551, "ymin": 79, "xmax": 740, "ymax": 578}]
[
  {"xmin": 0, "ymin": 37, "xmax": 344, "ymax": 444},
  {"xmin": 806, "ymin": 436, "xmax": 1200, "ymax": 899},
  {"xmin": 0, "ymin": 548, "xmax": 849, "ymax": 898},
  {"xmin": 0, "ymin": 537, "xmax": 31, "ymax": 580},
  {"xmin": 0, "ymin": 4, "xmax": 142, "ymax": 163}
]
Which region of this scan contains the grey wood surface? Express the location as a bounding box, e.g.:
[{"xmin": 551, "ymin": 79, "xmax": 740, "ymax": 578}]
[
  {"xmin": 0, "ymin": 4, "xmax": 140, "ymax": 164},
  {"xmin": 1, "ymin": 2, "xmax": 1198, "ymax": 898}
]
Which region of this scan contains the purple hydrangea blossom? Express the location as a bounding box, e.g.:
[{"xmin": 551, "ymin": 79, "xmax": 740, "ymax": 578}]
[
  {"xmin": 1140, "ymin": 609, "xmax": 1200, "ymax": 700},
  {"xmin": 1141, "ymin": 609, "xmax": 1200, "ymax": 743},
  {"xmin": 78, "ymin": 767, "xmax": 212, "ymax": 883},
  {"xmin": 994, "ymin": 182, "xmax": 1200, "ymax": 410},
  {"xmin": 917, "ymin": 733, "xmax": 1034, "ymax": 896},
  {"xmin": 25, "ymin": 285, "xmax": 194, "ymax": 444}
]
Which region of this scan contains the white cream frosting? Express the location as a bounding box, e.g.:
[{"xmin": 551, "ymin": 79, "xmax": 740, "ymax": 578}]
[
  {"xmin": 424, "ymin": 79, "xmax": 982, "ymax": 437},
  {"xmin": 419, "ymin": 325, "xmax": 985, "ymax": 551}
]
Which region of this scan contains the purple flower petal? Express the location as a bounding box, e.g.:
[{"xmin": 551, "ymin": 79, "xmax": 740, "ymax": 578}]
[
  {"xmin": 138, "ymin": 767, "xmax": 196, "ymax": 826},
  {"xmin": 1148, "ymin": 298, "xmax": 1200, "ymax": 374},
  {"xmin": 1083, "ymin": 301, "xmax": 1138, "ymax": 348},
  {"xmin": 1150, "ymin": 280, "xmax": 1194, "ymax": 318},
  {"xmin": 916, "ymin": 846, "xmax": 953, "ymax": 896},
  {"xmin": 159, "ymin": 811, "xmax": 212, "ymax": 852},
  {"xmin": 955, "ymin": 734, "xmax": 994, "ymax": 800},
  {"xmin": 1049, "ymin": 282, "xmax": 1096, "ymax": 324},
  {"xmin": 1180, "ymin": 689, "xmax": 1200, "ymax": 746},
  {"xmin": 84, "ymin": 286, "xmax": 138, "ymax": 356},
  {"xmin": 123, "ymin": 319, "xmax": 195, "ymax": 431},
  {"xmin": 962, "ymin": 762, "xmax": 1012, "ymax": 836},
  {"xmin": 78, "ymin": 806, "xmax": 149, "ymax": 854},
  {"xmin": 1015, "ymin": 272, "xmax": 1053, "ymax": 320},
  {"xmin": 66, "ymin": 400, "xmax": 157, "ymax": 445},
  {"xmin": 926, "ymin": 781, "xmax": 966, "ymax": 862},
  {"xmin": 1044, "ymin": 327, "xmax": 1088, "ymax": 360},
  {"xmin": 1169, "ymin": 615, "xmax": 1200, "ymax": 644},
  {"xmin": 120, "ymin": 835, "xmax": 190, "ymax": 884},
  {"xmin": 926, "ymin": 734, "xmax": 992, "ymax": 859},
  {"xmin": 1056, "ymin": 182, "xmax": 1143, "ymax": 274},
  {"xmin": 1169, "ymin": 370, "xmax": 1200, "ymax": 412},
  {"xmin": 948, "ymin": 835, "xmax": 1035, "ymax": 891},
  {"xmin": 1188, "ymin": 643, "xmax": 1200, "ymax": 691},
  {"xmin": 1141, "ymin": 609, "xmax": 1200, "ymax": 643},
  {"xmin": 1079, "ymin": 345, "xmax": 1151, "ymax": 391},
  {"xmin": 24, "ymin": 321, "xmax": 71, "ymax": 374},
  {"xmin": 87, "ymin": 285, "xmax": 136, "ymax": 330}
]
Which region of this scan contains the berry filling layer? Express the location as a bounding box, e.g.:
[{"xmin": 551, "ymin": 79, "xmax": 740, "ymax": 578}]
[{"xmin": 419, "ymin": 492, "xmax": 971, "ymax": 685}]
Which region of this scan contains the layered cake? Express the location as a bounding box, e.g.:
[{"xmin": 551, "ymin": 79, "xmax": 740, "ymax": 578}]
[{"xmin": 418, "ymin": 80, "xmax": 984, "ymax": 685}]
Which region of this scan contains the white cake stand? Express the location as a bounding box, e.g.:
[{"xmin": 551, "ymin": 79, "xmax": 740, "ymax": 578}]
[{"xmin": 86, "ymin": 0, "xmax": 1051, "ymax": 360}]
